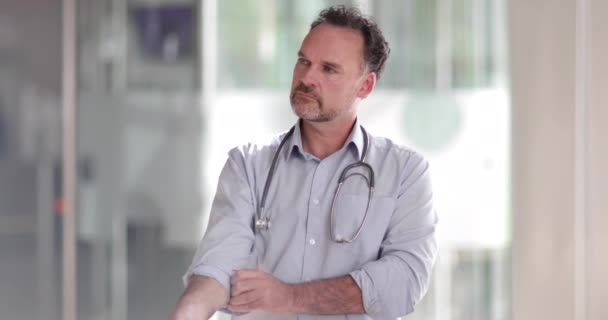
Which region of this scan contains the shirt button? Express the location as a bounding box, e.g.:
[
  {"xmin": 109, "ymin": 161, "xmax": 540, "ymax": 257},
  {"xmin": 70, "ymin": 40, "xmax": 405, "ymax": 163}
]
[
  {"xmin": 309, "ymin": 238, "xmax": 316, "ymax": 245},
  {"xmin": 312, "ymin": 199, "xmax": 319, "ymax": 205}
]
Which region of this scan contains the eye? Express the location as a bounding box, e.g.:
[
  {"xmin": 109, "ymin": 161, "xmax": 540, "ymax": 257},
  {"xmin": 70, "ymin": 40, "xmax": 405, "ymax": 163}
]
[
  {"xmin": 297, "ymin": 58, "xmax": 310, "ymax": 66},
  {"xmin": 323, "ymin": 65, "xmax": 337, "ymax": 74}
]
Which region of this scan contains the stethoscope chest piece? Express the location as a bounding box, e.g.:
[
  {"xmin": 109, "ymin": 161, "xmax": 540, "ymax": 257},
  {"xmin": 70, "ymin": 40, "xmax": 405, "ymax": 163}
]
[{"xmin": 255, "ymin": 216, "xmax": 271, "ymax": 231}]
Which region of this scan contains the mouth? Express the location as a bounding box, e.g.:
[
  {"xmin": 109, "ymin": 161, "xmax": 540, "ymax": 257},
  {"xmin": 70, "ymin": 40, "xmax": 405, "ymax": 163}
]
[{"xmin": 293, "ymin": 91, "xmax": 317, "ymax": 101}]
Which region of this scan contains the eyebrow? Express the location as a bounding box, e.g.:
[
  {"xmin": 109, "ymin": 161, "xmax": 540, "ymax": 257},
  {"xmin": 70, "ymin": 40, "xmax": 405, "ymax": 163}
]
[{"xmin": 297, "ymin": 50, "xmax": 344, "ymax": 72}]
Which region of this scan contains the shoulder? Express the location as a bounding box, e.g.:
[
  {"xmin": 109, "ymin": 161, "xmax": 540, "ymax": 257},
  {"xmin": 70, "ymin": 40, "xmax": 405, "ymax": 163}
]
[
  {"xmin": 226, "ymin": 129, "xmax": 291, "ymax": 164},
  {"xmin": 366, "ymin": 132, "xmax": 431, "ymax": 194},
  {"xmin": 366, "ymin": 134, "xmax": 432, "ymax": 199},
  {"xmin": 368, "ymin": 133, "xmax": 428, "ymax": 168}
]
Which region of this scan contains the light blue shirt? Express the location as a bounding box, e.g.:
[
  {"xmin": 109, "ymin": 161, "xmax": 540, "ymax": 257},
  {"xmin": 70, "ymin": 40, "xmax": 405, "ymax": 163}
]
[{"xmin": 185, "ymin": 120, "xmax": 438, "ymax": 320}]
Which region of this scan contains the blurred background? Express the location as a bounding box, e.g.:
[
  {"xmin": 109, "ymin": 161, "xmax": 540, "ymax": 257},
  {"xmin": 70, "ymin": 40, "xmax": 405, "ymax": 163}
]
[{"xmin": 0, "ymin": 0, "xmax": 605, "ymax": 320}]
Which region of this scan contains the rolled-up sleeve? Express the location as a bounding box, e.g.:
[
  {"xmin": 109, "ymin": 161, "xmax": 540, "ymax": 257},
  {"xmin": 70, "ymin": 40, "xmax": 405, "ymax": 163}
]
[
  {"xmin": 350, "ymin": 152, "xmax": 438, "ymax": 319},
  {"xmin": 183, "ymin": 148, "xmax": 256, "ymax": 292}
]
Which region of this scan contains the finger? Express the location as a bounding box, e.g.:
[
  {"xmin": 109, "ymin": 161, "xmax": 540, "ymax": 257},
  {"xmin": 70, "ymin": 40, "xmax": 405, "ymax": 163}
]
[
  {"xmin": 227, "ymin": 302, "xmax": 257, "ymax": 313},
  {"xmin": 232, "ymin": 270, "xmax": 266, "ymax": 288},
  {"xmin": 233, "ymin": 269, "xmax": 265, "ymax": 280},
  {"xmin": 227, "ymin": 294, "xmax": 263, "ymax": 313},
  {"xmin": 229, "ymin": 290, "xmax": 261, "ymax": 307},
  {"xmin": 231, "ymin": 269, "xmax": 277, "ymax": 297},
  {"xmin": 231, "ymin": 278, "xmax": 256, "ymax": 297}
]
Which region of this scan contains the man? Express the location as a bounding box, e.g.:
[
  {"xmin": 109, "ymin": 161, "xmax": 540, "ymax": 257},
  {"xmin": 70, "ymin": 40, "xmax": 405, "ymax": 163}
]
[{"xmin": 171, "ymin": 6, "xmax": 437, "ymax": 320}]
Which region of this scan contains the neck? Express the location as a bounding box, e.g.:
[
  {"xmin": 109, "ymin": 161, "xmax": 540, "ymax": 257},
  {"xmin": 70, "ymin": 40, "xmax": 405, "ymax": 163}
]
[{"xmin": 300, "ymin": 116, "xmax": 357, "ymax": 160}]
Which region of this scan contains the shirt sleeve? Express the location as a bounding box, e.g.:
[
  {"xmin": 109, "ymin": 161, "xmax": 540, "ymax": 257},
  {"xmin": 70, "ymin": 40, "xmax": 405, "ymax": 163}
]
[
  {"xmin": 350, "ymin": 152, "xmax": 438, "ymax": 319},
  {"xmin": 183, "ymin": 148, "xmax": 257, "ymax": 292}
]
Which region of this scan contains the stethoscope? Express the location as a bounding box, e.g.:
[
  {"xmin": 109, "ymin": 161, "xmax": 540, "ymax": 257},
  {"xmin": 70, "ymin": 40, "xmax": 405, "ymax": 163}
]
[{"xmin": 254, "ymin": 125, "xmax": 375, "ymax": 243}]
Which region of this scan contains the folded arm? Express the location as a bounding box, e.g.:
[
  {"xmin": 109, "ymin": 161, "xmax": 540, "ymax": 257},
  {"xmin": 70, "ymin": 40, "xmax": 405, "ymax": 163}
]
[
  {"xmin": 228, "ymin": 270, "xmax": 364, "ymax": 315},
  {"xmin": 350, "ymin": 152, "xmax": 438, "ymax": 318},
  {"xmin": 173, "ymin": 149, "xmax": 257, "ymax": 319},
  {"xmin": 170, "ymin": 275, "xmax": 229, "ymax": 320}
]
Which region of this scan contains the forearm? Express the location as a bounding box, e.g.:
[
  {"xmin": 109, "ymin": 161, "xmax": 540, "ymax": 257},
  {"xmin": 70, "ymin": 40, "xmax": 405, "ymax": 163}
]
[
  {"xmin": 291, "ymin": 275, "xmax": 364, "ymax": 315},
  {"xmin": 171, "ymin": 275, "xmax": 229, "ymax": 320}
]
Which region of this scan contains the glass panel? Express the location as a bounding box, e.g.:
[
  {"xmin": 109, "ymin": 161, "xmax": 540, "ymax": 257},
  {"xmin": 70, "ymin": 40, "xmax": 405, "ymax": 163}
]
[
  {"xmin": 450, "ymin": 0, "xmax": 499, "ymax": 88},
  {"xmin": 373, "ymin": 0, "xmax": 438, "ymax": 89},
  {"xmin": 76, "ymin": 0, "xmax": 202, "ymax": 319},
  {"xmin": 0, "ymin": 1, "xmax": 63, "ymax": 319},
  {"xmin": 365, "ymin": 89, "xmax": 511, "ymax": 320},
  {"xmin": 217, "ymin": 0, "xmax": 357, "ymax": 89}
]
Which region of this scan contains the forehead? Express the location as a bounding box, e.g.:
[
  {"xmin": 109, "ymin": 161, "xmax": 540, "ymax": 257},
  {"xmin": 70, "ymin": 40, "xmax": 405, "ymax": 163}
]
[{"xmin": 299, "ymin": 23, "xmax": 365, "ymax": 69}]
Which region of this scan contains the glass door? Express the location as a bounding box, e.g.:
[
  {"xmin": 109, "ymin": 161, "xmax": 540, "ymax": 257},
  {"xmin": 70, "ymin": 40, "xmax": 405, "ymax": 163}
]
[
  {"xmin": 0, "ymin": 1, "xmax": 63, "ymax": 319},
  {"xmin": 74, "ymin": 0, "xmax": 204, "ymax": 319}
]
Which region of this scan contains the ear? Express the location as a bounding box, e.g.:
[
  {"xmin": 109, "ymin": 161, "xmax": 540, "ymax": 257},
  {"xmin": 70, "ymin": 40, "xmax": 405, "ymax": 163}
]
[{"xmin": 356, "ymin": 72, "xmax": 377, "ymax": 99}]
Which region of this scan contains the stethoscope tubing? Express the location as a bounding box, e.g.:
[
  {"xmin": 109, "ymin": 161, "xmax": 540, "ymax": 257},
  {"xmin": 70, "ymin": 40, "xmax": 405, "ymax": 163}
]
[{"xmin": 255, "ymin": 124, "xmax": 374, "ymax": 243}]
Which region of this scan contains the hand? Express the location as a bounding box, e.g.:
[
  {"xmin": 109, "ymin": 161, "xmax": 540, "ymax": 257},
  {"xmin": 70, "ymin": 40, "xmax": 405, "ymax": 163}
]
[{"xmin": 227, "ymin": 269, "xmax": 295, "ymax": 314}]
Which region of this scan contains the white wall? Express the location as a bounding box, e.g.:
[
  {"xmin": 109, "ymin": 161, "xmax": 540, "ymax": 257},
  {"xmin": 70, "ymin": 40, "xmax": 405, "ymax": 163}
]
[
  {"xmin": 588, "ymin": 1, "xmax": 608, "ymax": 319},
  {"xmin": 509, "ymin": 1, "xmax": 607, "ymax": 319}
]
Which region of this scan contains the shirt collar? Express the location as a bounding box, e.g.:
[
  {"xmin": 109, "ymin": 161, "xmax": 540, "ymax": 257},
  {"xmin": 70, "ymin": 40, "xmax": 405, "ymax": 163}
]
[{"xmin": 285, "ymin": 118, "xmax": 365, "ymax": 161}]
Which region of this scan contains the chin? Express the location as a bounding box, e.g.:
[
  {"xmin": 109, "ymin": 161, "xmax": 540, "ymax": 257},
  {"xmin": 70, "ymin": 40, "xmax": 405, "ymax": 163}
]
[
  {"xmin": 291, "ymin": 102, "xmax": 314, "ymax": 114},
  {"xmin": 294, "ymin": 110, "xmax": 335, "ymax": 122}
]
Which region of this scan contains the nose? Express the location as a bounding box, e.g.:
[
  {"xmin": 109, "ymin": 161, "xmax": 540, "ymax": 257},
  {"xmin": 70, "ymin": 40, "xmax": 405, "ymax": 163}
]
[{"xmin": 299, "ymin": 66, "xmax": 319, "ymax": 88}]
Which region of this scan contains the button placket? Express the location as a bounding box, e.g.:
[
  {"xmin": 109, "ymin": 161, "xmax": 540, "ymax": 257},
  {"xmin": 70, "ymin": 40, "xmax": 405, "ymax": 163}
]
[{"xmin": 301, "ymin": 161, "xmax": 326, "ymax": 283}]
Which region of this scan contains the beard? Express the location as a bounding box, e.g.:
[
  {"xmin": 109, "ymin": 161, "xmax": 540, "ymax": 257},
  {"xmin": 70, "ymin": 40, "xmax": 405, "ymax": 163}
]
[{"xmin": 289, "ymin": 83, "xmax": 337, "ymax": 122}]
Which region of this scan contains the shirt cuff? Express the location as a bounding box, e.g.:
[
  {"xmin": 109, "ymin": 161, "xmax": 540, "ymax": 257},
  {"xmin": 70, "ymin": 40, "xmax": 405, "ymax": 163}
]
[
  {"xmin": 183, "ymin": 264, "xmax": 232, "ymax": 292},
  {"xmin": 349, "ymin": 269, "xmax": 382, "ymax": 317}
]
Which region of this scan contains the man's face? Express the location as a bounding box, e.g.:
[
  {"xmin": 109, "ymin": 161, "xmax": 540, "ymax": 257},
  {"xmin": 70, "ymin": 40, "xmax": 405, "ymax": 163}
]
[{"xmin": 290, "ymin": 23, "xmax": 372, "ymax": 122}]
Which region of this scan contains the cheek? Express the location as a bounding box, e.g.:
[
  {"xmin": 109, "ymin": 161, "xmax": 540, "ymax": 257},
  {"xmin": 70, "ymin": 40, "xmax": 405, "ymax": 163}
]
[
  {"xmin": 290, "ymin": 67, "xmax": 300, "ymax": 87},
  {"xmin": 326, "ymin": 83, "xmax": 349, "ymax": 100},
  {"xmin": 292, "ymin": 64, "xmax": 306, "ymax": 80}
]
